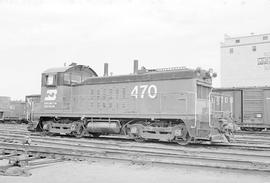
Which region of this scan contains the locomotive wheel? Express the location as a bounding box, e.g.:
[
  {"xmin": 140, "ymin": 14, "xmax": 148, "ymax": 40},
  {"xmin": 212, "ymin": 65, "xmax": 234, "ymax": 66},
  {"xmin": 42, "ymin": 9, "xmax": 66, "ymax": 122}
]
[
  {"xmin": 173, "ymin": 124, "xmax": 191, "ymax": 145},
  {"xmin": 42, "ymin": 121, "xmax": 52, "ymax": 131},
  {"xmin": 42, "ymin": 121, "xmax": 53, "ymax": 136},
  {"xmin": 72, "ymin": 122, "xmax": 86, "ymax": 138},
  {"xmin": 128, "ymin": 124, "xmax": 145, "ymax": 142}
]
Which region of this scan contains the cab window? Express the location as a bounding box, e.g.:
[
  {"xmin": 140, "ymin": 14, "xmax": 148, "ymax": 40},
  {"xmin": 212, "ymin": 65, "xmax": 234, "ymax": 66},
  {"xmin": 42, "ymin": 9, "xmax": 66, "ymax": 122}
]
[
  {"xmin": 63, "ymin": 73, "xmax": 82, "ymax": 85},
  {"xmin": 82, "ymin": 74, "xmax": 91, "ymax": 82},
  {"xmin": 64, "ymin": 73, "xmax": 71, "ymax": 85},
  {"xmin": 71, "ymin": 73, "xmax": 82, "ymax": 84},
  {"xmin": 45, "ymin": 74, "xmax": 56, "ymax": 86}
]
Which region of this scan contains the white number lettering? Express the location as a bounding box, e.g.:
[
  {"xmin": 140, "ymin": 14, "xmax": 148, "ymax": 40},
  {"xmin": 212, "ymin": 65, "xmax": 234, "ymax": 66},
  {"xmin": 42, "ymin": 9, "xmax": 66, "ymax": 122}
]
[
  {"xmin": 148, "ymin": 85, "xmax": 157, "ymax": 99},
  {"xmin": 131, "ymin": 85, "xmax": 157, "ymax": 99},
  {"xmin": 131, "ymin": 85, "xmax": 138, "ymax": 98},
  {"xmin": 140, "ymin": 85, "xmax": 148, "ymax": 98}
]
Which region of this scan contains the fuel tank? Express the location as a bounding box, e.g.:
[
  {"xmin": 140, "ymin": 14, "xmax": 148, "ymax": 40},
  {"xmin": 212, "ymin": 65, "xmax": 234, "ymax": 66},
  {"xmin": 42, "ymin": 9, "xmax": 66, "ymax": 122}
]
[{"xmin": 86, "ymin": 120, "xmax": 121, "ymax": 134}]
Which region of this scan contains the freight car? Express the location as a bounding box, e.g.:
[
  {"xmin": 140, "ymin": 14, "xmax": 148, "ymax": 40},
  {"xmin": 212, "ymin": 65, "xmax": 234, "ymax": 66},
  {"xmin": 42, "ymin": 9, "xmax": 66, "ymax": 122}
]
[
  {"xmin": 211, "ymin": 92, "xmax": 233, "ymax": 119},
  {"xmin": 213, "ymin": 87, "xmax": 270, "ymax": 131},
  {"xmin": 0, "ymin": 96, "xmax": 27, "ymax": 123},
  {"xmin": 28, "ymin": 61, "xmax": 232, "ymax": 144},
  {"xmin": 0, "ymin": 96, "xmax": 10, "ymax": 121}
]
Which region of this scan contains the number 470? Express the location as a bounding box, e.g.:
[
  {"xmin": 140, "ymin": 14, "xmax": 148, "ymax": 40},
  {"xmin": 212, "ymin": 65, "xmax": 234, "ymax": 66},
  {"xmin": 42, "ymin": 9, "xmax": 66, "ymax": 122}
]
[{"xmin": 131, "ymin": 85, "xmax": 157, "ymax": 99}]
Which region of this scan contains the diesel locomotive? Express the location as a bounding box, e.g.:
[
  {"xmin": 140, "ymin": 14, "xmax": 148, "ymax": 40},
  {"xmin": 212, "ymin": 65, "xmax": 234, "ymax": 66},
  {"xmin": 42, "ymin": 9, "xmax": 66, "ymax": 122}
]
[{"xmin": 28, "ymin": 61, "xmax": 232, "ymax": 144}]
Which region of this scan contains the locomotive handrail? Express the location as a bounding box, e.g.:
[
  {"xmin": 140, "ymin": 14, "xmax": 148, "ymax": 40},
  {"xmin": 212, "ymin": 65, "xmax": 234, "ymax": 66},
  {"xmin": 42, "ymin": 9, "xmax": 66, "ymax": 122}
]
[{"xmin": 147, "ymin": 66, "xmax": 189, "ymax": 72}]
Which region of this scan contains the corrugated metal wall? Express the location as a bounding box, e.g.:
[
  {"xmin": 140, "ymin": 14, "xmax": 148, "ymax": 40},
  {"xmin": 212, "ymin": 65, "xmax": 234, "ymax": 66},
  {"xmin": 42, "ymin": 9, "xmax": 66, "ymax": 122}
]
[
  {"xmin": 243, "ymin": 89, "xmax": 264, "ymax": 123},
  {"xmin": 264, "ymin": 89, "xmax": 270, "ymax": 124},
  {"xmin": 232, "ymin": 90, "xmax": 242, "ymax": 122}
]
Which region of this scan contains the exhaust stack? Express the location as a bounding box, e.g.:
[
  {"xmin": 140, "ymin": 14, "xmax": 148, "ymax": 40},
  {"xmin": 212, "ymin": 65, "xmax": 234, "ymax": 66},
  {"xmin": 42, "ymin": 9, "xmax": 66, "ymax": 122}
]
[
  {"xmin": 133, "ymin": 60, "xmax": 138, "ymax": 74},
  {"xmin": 104, "ymin": 63, "xmax": 109, "ymax": 77}
]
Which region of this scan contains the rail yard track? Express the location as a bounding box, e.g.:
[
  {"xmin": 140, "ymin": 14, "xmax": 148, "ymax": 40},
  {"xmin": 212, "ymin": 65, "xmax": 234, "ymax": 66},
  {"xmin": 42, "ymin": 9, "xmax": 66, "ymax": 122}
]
[
  {"xmin": 236, "ymin": 130, "xmax": 270, "ymax": 136},
  {"xmin": 2, "ymin": 124, "xmax": 270, "ymax": 147},
  {"xmin": 1, "ymin": 123, "xmax": 270, "ymax": 175}
]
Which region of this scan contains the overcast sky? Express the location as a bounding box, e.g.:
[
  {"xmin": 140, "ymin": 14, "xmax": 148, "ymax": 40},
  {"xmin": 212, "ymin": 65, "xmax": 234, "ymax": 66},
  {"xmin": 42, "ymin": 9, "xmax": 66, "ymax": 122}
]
[{"xmin": 0, "ymin": 0, "xmax": 270, "ymax": 100}]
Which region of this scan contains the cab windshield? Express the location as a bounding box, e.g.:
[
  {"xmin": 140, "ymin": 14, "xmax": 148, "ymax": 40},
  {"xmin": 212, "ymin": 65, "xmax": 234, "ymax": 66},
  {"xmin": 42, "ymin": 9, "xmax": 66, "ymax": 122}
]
[{"xmin": 44, "ymin": 74, "xmax": 56, "ymax": 86}]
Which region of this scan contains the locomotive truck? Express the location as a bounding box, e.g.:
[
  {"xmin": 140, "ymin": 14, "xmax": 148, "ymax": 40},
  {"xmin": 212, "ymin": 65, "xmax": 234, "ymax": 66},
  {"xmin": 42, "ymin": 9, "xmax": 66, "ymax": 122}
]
[{"xmin": 28, "ymin": 61, "xmax": 232, "ymax": 144}]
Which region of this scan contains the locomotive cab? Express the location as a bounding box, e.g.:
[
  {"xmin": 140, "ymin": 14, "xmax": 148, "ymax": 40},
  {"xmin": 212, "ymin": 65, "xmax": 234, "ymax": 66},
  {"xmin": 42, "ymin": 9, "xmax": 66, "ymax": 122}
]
[
  {"xmin": 29, "ymin": 64, "xmax": 98, "ymax": 131},
  {"xmin": 42, "ymin": 64, "xmax": 98, "ymax": 87},
  {"xmin": 40, "ymin": 64, "xmax": 97, "ymax": 110}
]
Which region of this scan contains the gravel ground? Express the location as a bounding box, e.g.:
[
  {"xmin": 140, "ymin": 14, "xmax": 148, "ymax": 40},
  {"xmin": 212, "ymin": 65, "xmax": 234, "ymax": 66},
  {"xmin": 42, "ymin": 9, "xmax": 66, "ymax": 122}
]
[{"xmin": 0, "ymin": 160, "xmax": 270, "ymax": 183}]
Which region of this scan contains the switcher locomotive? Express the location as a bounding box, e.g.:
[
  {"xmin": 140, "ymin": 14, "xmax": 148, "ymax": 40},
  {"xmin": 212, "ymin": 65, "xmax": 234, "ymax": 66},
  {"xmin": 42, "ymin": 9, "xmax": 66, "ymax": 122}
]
[{"xmin": 29, "ymin": 61, "xmax": 231, "ymax": 144}]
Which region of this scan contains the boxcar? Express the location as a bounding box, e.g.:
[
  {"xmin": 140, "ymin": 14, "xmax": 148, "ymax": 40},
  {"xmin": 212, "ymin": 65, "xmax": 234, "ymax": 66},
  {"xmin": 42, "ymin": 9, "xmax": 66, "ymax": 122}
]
[
  {"xmin": 0, "ymin": 96, "xmax": 10, "ymax": 121},
  {"xmin": 213, "ymin": 87, "xmax": 270, "ymax": 131},
  {"xmin": 0, "ymin": 97, "xmax": 27, "ymax": 123},
  {"xmin": 210, "ymin": 92, "xmax": 233, "ymax": 119},
  {"xmin": 29, "ymin": 61, "xmax": 232, "ymax": 144}
]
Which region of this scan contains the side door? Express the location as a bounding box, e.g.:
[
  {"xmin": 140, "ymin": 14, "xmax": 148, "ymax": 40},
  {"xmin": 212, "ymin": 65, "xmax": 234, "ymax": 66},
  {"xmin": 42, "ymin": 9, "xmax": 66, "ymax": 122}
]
[
  {"xmin": 233, "ymin": 90, "xmax": 242, "ymax": 123},
  {"xmin": 264, "ymin": 89, "xmax": 270, "ymax": 125}
]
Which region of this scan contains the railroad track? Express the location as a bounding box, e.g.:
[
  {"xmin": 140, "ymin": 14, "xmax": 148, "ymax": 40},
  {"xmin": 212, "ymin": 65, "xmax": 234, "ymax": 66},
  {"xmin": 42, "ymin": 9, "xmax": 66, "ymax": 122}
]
[
  {"xmin": 1, "ymin": 130, "xmax": 270, "ymax": 172},
  {"xmin": 1, "ymin": 124, "xmax": 270, "ymax": 173},
  {"xmin": 1, "ymin": 137, "xmax": 270, "ymax": 172},
  {"xmin": 0, "ymin": 130, "xmax": 270, "ymax": 153},
  {"xmin": 2, "ymin": 127, "xmax": 270, "ymax": 149},
  {"xmin": 1, "ymin": 126, "xmax": 270, "ymax": 150},
  {"xmin": 1, "ymin": 128, "xmax": 270, "ymax": 151},
  {"xmin": 236, "ymin": 130, "xmax": 270, "ymax": 136},
  {"xmin": 0, "ymin": 123, "xmax": 27, "ymax": 130},
  {"xmin": 233, "ymin": 135, "xmax": 270, "ymax": 145}
]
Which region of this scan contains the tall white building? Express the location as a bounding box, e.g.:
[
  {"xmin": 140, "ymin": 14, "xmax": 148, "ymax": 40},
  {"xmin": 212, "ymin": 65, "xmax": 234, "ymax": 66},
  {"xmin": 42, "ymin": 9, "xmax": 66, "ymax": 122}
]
[{"xmin": 220, "ymin": 33, "xmax": 270, "ymax": 87}]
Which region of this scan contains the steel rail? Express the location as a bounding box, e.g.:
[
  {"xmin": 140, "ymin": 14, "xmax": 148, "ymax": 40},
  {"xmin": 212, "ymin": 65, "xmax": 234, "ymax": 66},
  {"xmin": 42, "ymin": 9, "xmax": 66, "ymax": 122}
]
[
  {"xmin": 1, "ymin": 134, "xmax": 270, "ymax": 163},
  {"xmin": 1, "ymin": 142, "xmax": 270, "ymax": 172},
  {"xmin": 1, "ymin": 130, "xmax": 270, "ymax": 154},
  {"xmin": 2, "ymin": 126, "xmax": 270, "ymax": 145}
]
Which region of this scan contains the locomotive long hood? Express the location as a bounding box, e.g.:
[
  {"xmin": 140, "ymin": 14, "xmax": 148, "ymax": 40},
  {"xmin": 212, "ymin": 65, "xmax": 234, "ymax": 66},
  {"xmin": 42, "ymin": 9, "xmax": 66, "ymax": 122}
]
[{"xmin": 81, "ymin": 69, "xmax": 212, "ymax": 85}]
